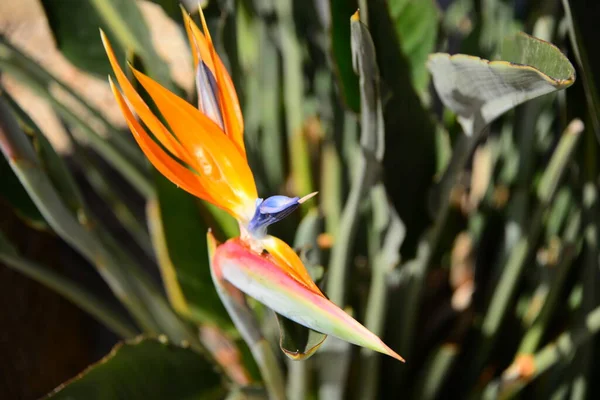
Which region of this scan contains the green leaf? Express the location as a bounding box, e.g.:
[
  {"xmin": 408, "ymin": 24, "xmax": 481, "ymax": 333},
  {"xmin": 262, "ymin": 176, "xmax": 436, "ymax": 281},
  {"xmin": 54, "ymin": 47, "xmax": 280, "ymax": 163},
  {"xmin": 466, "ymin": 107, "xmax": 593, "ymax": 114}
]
[
  {"xmin": 89, "ymin": 0, "xmax": 174, "ymax": 89},
  {"xmin": 0, "ymin": 38, "xmax": 152, "ymax": 197},
  {"xmin": 0, "ymin": 145, "xmax": 46, "ymax": 229},
  {"xmin": 388, "ymin": 0, "xmax": 439, "ymax": 95},
  {"xmin": 40, "ymin": 0, "xmax": 123, "ymax": 77},
  {"xmin": 148, "ymin": 171, "xmax": 233, "ymax": 330},
  {"xmin": 45, "ymin": 337, "xmax": 225, "ymax": 399},
  {"xmin": 428, "ymin": 32, "xmax": 576, "ymax": 136},
  {"xmin": 366, "ymin": 0, "xmax": 438, "ymax": 254},
  {"xmin": 33, "ymin": 124, "xmax": 87, "ymax": 219},
  {"xmin": 5, "ymin": 91, "xmax": 85, "ymax": 213},
  {"xmin": 41, "ymin": 0, "xmax": 174, "ymax": 90},
  {"xmin": 330, "ymin": 0, "xmax": 361, "ymax": 112},
  {"xmin": 0, "ymin": 94, "xmax": 187, "ymax": 340}
]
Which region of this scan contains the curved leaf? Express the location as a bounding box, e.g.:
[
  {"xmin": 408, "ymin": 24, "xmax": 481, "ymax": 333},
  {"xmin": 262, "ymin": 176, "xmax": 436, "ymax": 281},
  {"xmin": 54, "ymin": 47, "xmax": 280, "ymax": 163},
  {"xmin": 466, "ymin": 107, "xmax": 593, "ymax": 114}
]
[
  {"xmin": 0, "ymin": 147, "xmax": 46, "ymax": 229},
  {"xmin": 45, "ymin": 337, "xmax": 225, "ymax": 399},
  {"xmin": 428, "ymin": 32, "xmax": 575, "ymax": 136}
]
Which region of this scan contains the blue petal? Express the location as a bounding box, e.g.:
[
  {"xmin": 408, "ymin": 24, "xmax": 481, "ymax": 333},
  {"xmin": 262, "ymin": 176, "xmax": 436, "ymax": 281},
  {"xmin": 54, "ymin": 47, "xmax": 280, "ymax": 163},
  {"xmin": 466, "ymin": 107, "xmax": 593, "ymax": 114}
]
[
  {"xmin": 248, "ymin": 195, "xmax": 301, "ymax": 237},
  {"xmin": 196, "ymin": 60, "xmax": 224, "ymax": 129},
  {"xmin": 259, "ymin": 195, "xmax": 300, "ymax": 213}
]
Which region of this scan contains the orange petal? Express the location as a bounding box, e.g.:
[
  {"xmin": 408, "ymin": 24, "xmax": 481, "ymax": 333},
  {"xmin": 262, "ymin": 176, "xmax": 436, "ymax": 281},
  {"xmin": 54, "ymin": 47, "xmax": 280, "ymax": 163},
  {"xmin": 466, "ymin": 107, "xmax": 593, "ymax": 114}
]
[
  {"xmin": 109, "ymin": 78, "xmax": 218, "ymax": 204},
  {"xmin": 100, "ymin": 30, "xmax": 189, "ymax": 163},
  {"xmin": 131, "ymin": 68, "xmax": 257, "ymax": 219},
  {"xmin": 182, "ymin": 10, "xmax": 245, "ymax": 157},
  {"xmin": 262, "ymin": 235, "xmax": 324, "ymax": 296}
]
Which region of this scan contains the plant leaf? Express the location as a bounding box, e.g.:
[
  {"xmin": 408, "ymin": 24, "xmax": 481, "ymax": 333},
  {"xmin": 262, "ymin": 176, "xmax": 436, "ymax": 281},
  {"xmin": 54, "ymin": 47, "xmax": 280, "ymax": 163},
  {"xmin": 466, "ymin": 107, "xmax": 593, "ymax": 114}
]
[
  {"xmin": 330, "ymin": 0, "xmax": 361, "ymax": 112},
  {"xmin": 89, "ymin": 0, "xmax": 174, "ymax": 89},
  {"xmin": 148, "ymin": 171, "xmax": 232, "ymax": 330},
  {"xmin": 41, "ymin": 0, "xmax": 173, "ymax": 89},
  {"xmin": 45, "ymin": 337, "xmax": 225, "ymax": 399},
  {"xmin": 0, "ymin": 38, "xmax": 152, "ymax": 197},
  {"xmin": 428, "ymin": 32, "xmax": 575, "ymax": 136},
  {"xmin": 40, "ymin": 0, "xmax": 123, "ymax": 77},
  {"xmin": 366, "ymin": 0, "xmax": 438, "ymax": 254},
  {"xmin": 388, "ymin": 0, "xmax": 439, "ymax": 95},
  {"xmin": 0, "ymin": 144, "xmax": 46, "ymax": 229}
]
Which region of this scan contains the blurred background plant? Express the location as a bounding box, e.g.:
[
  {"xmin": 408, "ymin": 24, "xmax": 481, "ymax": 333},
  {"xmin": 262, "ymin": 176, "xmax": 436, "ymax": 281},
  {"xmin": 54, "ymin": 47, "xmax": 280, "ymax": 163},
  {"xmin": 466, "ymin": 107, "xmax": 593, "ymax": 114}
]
[{"xmin": 0, "ymin": 0, "xmax": 598, "ymax": 399}]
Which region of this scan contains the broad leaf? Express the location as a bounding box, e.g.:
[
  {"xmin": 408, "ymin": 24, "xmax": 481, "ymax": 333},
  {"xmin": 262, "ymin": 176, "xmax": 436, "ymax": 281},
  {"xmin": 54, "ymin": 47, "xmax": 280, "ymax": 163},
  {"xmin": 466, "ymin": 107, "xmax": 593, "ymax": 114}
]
[
  {"xmin": 428, "ymin": 32, "xmax": 575, "ymax": 136},
  {"xmin": 367, "ymin": 0, "xmax": 438, "ymax": 254},
  {"xmin": 148, "ymin": 171, "xmax": 232, "ymax": 330},
  {"xmin": 388, "ymin": 0, "xmax": 439, "ymax": 95},
  {"xmin": 45, "ymin": 337, "xmax": 225, "ymax": 399}
]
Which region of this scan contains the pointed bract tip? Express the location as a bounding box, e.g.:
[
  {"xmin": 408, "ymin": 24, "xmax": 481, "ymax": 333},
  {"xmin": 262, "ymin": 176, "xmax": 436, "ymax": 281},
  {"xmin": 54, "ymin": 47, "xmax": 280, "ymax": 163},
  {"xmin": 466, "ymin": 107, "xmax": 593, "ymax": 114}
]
[
  {"xmin": 383, "ymin": 344, "xmax": 405, "ymax": 362},
  {"xmin": 298, "ymin": 191, "xmax": 318, "ymax": 204},
  {"xmin": 197, "ymin": 2, "xmax": 210, "ymax": 36},
  {"xmin": 351, "ymin": 9, "xmax": 360, "ymax": 21},
  {"xmin": 99, "ymin": 28, "xmax": 108, "ymax": 46}
]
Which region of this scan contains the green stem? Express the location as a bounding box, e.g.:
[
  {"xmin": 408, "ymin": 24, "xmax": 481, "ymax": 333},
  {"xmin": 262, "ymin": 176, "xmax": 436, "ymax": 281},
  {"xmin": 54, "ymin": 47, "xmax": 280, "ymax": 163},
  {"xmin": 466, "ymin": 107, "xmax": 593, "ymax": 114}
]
[
  {"xmin": 468, "ymin": 120, "xmax": 582, "ymax": 387},
  {"xmin": 413, "ymin": 344, "xmax": 459, "ymax": 400},
  {"xmin": 398, "ymin": 130, "xmax": 481, "ymax": 365},
  {"xmin": 275, "ymin": 0, "xmax": 313, "ymax": 196},
  {"xmin": 358, "ymin": 183, "xmax": 404, "ymax": 399},
  {"xmin": 499, "ymin": 304, "xmax": 600, "ymax": 397},
  {"xmin": 322, "ymin": 141, "xmax": 343, "ymax": 239},
  {"xmin": 517, "ymin": 208, "xmax": 581, "ymax": 354},
  {"xmin": 208, "ymin": 236, "xmax": 286, "ymax": 400},
  {"xmin": 327, "ymin": 154, "xmax": 369, "ymax": 305},
  {"xmin": 561, "ymin": 0, "xmax": 600, "ymax": 144}
]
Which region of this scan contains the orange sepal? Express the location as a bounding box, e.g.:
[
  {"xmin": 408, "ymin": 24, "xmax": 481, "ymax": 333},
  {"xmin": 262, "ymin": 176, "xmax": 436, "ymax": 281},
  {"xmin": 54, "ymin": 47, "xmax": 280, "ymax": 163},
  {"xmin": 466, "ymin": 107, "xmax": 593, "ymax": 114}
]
[
  {"xmin": 130, "ymin": 68, "xmax": 257, "ymax": 219},
  {"xmin": 262, "ymin": 235, "xmax": 325, "ymax": 296},
  {"xmin": 101, "ymin": 30, "xmax": 187, "ymax": 162},
  {"xmin": 182, "ymin": 9, "xmax": 245, "ymax": 157},
  {"xmin": 109, "ymin": 78, "xmax": 215, "ymax": 203}
]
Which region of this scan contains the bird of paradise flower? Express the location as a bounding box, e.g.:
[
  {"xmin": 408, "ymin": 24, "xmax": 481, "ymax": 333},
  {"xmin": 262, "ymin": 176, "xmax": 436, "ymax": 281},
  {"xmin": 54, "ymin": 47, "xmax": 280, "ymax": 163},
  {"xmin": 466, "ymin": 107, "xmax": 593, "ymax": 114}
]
[{"xmin": 101, "ymin": 8, "xmax": 402, "ymax": 363}]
